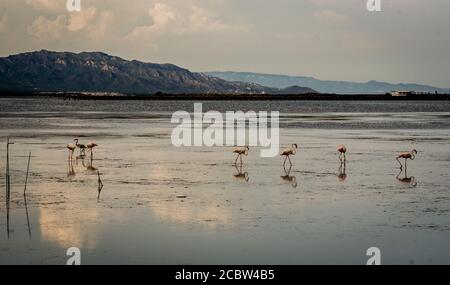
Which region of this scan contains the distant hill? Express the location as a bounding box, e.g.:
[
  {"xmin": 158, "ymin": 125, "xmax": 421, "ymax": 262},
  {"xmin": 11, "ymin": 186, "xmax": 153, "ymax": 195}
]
[
  {"xmin": 0, "ymin": 51, "xmax": 316, "ymax": 95},
  {"xmin": 206, "ymin": 72, "xmax": 450, "ymax": 94}
]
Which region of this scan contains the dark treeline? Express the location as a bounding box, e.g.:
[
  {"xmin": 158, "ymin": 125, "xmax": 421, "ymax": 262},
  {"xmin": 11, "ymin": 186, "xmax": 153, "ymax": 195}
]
[{"xmin": 1, "ymin": 91, "xmax": 450, "ymax": 101}]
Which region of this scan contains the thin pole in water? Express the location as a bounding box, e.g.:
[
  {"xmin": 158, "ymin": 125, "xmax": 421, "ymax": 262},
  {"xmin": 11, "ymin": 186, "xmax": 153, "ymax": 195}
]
[
  {"xmin": 24, "ymin": 152, "xmax": 32, "ymax": 239},
  {"xmin": 24, "ymin": 152, "xmax": 31, "ymax": 195},
  {"xmin": 5, "ymin": 138, "xmax": 14, "ymax": 239}
]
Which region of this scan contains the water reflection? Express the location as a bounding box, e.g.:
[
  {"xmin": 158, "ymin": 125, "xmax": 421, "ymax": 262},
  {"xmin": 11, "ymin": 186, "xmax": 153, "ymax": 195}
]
[
  {"xmin": 396, "ymin": 169, "xmax": 417, "ymax": 187},
  {"xmin": 280, "ymin": 165, "xmax": 298, "ymax": 188},
  {"xmin": 24, "ymin": 193, "xmax": 32, "ymax": 239},
  {"xmin": 338, "ymin": 161, "xmax": 347, "ymax": 182},
  {"xmin": 75, "ymin": 155, "xmax": 86, "ymax": 168},
  {"xmin": 233, "ymin": 164, "xmax": 249, "ymax": 182},
  {"xmin": 39, "ymin": 206, "xmax": 100, "ymax": 250},
  {"xmin": 97, "ymin": 170, "xmax": 104, "ymax": 202},
  {"xmin": 86, "ymin": 156, "xmax": 97, "ymax": 172},
  {"xmin": 67, "ymin": 158, "xmax": 75, "ymax": 177},
  {"xmin": 67, "ymin": 153, "xmax": 104, "ymax": 201}
]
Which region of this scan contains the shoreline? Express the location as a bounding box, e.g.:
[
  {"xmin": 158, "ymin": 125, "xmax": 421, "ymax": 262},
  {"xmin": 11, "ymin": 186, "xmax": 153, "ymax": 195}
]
[{"xmin": 1, "ymin": 92, "xmax": 450, "ymax": 101}]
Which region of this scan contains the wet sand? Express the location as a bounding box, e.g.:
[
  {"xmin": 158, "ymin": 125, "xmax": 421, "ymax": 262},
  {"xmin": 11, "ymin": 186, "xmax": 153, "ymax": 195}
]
[{"xmin": 0, "ymin": 99, "xmax": 450, "ymax": 264}]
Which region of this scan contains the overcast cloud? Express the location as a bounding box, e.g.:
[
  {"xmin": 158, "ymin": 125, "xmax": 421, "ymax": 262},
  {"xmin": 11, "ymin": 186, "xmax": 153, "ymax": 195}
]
[{"xmin": 0, "ymin": 0, "xmax": 449, "ymax": 87}]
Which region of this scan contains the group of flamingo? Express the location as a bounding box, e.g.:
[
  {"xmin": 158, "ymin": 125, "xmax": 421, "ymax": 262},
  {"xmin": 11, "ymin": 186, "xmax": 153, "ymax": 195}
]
[
  {"xmin": 233, "ymin": 144, "xmax": 418, "ymax": 170},
  {"xmin": 66, "ymin": 138, "xmax": 103, "ymax": 200},
  {"xmin": 66, "ymin": 138, "xmax": 98, "ymax": 160}
]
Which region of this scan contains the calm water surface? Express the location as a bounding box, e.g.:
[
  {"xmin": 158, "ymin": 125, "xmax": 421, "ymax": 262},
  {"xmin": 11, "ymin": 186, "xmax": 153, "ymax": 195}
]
[{"xmin": 0, "ymin": 99, "xmax": 449, "ymax": 264}]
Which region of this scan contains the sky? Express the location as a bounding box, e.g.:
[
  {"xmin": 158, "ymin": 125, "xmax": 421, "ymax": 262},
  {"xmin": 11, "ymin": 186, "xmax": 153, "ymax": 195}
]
[{"xmin": 0, "ymin": 0, "xmax": 449, "ymax": 87}]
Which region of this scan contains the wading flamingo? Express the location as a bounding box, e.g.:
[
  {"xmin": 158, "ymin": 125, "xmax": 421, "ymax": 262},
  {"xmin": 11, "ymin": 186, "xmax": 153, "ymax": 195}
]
[
  {"xmin": 233, "ymin": 146, "xmax": 249, "ymax": 165},
  {"xmin": 281, "ymin": 144, "xmax": 298, "ymax": 167},
  {"xmin": 396, "ymin": 149, "xmax": 417, "ymax": 170},
  {"xmin": 67, "ymin": 143, "xmax": 76, "ymax": 160},
  {"xmin": 74, "ymin": 138, "xmax": 87, "ymax": 156},
  {"xmin": 337, "ymin": 145, "xmax": 347, "ymax": 162},
  {"xmin": 86, "ymin": 142, "xmax": 98, "ymax": 157}
]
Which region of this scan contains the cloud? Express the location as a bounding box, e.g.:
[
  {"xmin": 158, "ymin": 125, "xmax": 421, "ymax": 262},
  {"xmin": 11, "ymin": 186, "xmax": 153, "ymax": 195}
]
[
  {"xmin": 128, "ymin": 2, "xmax": 248, "ymax": 40},
  {"xmin": 26, "ymin": 0, "xmax": 65, "ymax": 13},
  {"xmin": 0, "ymin": 12, "xmax": 7, "ymax": 32},
  {"xmin": 27, "ymin": 15, "xmax": 67, "ymax": 41},
  {"xmin": 27, "ymin": 4, "xmax": 116, "ymax": 42},
  {"xmin": 67, "ymin": 7, "xmax": 98, "ymax": 31},
  {"xmin": 189, "ymin": 6, "xmax": 248, "ymax": 32},
  {"xmin": 1, "ymin": 0, "xmax": 450, "ymax": 87},
  {"xmin": 313, "ymin": 10, "xmax": 350, "ymax": 25}
]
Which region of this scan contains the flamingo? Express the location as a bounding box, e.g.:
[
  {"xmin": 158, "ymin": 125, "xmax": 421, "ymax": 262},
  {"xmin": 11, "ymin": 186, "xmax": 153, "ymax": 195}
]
[
  {"xmin": 337, "ymin": 145, "xmax": 347, "ymax": 162},
  {"xmin": 233, "ymin": 146, "xmax": 249, "ymax": 165},
  {"xmin": 67, "ymin": 143, "xmax": 76, "ymax": 160},
  {"xmin": 74, "ymin": 138, "xmax": 86, "ymax": 156},
  {"xmin": 86, "ymin": 142, "xmax": 98, "ymax": 157},
  {"xmin": 396, "ymin": 149, "xmax": 417, "ymax": 170},
  {"xmin": 280, "ymin": 144, "xmax": 298, "ymax": 166}
]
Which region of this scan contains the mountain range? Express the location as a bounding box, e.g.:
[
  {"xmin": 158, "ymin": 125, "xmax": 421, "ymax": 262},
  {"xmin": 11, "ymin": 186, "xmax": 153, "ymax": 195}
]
[
  {"xmin": 0, "ymin": 51, "xmax": 315, "ymax": 95},
  {"xmin": 206, "ymin": 72, "xmax": 450, "ymax": 94}
]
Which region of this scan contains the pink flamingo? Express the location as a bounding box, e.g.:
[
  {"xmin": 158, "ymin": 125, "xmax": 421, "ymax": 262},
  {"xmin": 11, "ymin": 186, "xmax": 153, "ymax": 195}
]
[
  {"xmin": 337, "ymin": 145, "xmax": 347, "ymax": 162},
  {"xmin": 67, "ymin": 143, "xmax": 76, "ymax": 160},
  {"xmin": 233, "ymin": 146, "xmax": 249, "ymax": 165},
  {"xmin": 280, "ymin": 144, "xmax": 298, "ymax": 167},
  {"xmin": 396, "ymin": 149, "xmax": 417, "ymax": 170}
]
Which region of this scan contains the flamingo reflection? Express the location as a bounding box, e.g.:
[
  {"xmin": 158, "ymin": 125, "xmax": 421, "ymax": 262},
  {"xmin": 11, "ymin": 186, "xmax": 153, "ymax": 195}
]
[
  {"xmin": 67, "ymin": 158, "xmax": 75, "ymax": 178},
  {"xmin": 338, "ymin": 160, "xmax": 347, "ymax": 182},
  {"xmin": 233, "ymin": 164, "xmax": 250, "ymax": 182},
  {"xmin": 281, "ymin": 165, "xmax": 298, "ymax": 188},
  {"xmin": 396, "ymin": 168, "xmax": 417, "ymax": 187}
]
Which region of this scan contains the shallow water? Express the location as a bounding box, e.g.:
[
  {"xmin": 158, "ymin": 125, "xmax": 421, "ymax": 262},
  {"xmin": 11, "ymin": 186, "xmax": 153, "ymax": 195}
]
[{"xmin": 0, "ymin": 99, "xmax": 450, "ymax": 264}]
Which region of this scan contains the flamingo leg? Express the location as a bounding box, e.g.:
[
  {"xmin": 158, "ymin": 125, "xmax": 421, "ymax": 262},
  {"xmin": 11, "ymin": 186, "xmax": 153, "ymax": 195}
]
[
  {"xmin": 405, "ymin": 158, "xmax": 407, "ymax": 170},
  {"xmin": 240, "ymin": 155, "xmax": 243, "ymax": 165},
  {"xmin": 234, "ymin": 154, "xmax": 239, "ymax": 165},
  {"xmin": 283, "ymin": 156, "xmax": 288, "ymax": 167},
  {"xmin": 396, "ymin": 157, "xmax": 403, "ymax": 169},
  {"xmin": 287, "ymin": 155, "xmax": 292, "ymax": 165}
]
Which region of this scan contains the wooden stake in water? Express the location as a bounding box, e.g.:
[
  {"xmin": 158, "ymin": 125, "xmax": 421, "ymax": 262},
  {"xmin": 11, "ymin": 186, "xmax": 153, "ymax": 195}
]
[
  {"xmin": 97, "ymin": 170, "xmax": 104, "ymax": 202},
  {"xmin": 5, "ymin": 138, "xmax": 14, "ymax": 239},
  {"xmin": 24, "ymin": 152, "xmax": 31, "ymax": 195},
  {"xmin": 24, "ymin": 152, "xmax": 32, "ymax": 239}
]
